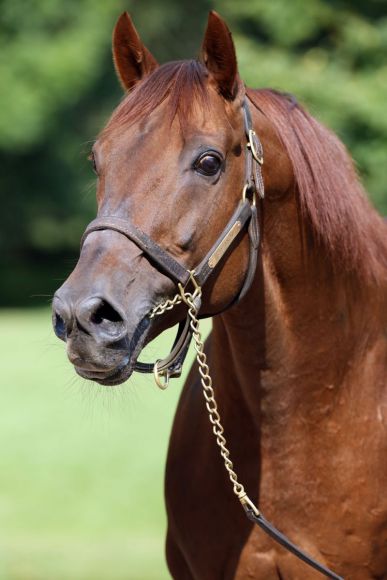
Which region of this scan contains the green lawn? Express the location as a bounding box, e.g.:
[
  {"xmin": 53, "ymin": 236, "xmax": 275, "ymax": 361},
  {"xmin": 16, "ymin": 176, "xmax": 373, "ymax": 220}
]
[{"xmin": 0, "ymin": 309, "xmax": 210, "ymax": 580}]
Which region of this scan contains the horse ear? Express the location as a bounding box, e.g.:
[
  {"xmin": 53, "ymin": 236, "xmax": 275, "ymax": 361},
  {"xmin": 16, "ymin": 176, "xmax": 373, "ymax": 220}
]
[
  {"xmin": 112, "ymin": 12, "xmax": 158, "ymax": 92},
  {"xmin": 201, "ymin": 11, "xmax": 238, "ymax": 100}
]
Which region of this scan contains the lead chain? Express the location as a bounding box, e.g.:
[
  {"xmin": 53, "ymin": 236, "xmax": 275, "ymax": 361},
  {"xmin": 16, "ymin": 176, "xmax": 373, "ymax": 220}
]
[
  {"xmin": 149, "ymin": 294, "xmax": 182, "ymax": 318},
  {"xmin": 149, "ymin": 285, "xmax": 259, "ymax": 516}
]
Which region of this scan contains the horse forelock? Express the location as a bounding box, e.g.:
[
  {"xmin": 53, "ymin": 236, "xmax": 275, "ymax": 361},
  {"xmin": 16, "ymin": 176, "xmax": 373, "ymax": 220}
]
[
  {"xmin": 102, "ymin": 60, "xmax": 210, "ymax": 137},
  {"xmin": 248, "ymin": 88, "xmax": 387, "ymax": 284}
]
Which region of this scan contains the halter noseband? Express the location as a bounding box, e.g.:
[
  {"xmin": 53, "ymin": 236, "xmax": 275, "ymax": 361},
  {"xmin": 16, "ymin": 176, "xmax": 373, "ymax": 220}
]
[{"xmin": 81, "ymin": 97, "xmax": 264, "ymax": 380}]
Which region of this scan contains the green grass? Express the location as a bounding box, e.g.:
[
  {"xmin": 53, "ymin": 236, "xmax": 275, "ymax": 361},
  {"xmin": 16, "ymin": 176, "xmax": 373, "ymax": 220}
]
[{"xmin": 0, "ymin": 309, "xmax": 210, "ymax": 580}]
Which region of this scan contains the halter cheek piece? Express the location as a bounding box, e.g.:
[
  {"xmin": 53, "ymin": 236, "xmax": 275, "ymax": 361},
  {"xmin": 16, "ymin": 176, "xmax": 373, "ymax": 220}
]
[{"xmin": 81, "ymin": 98, "xmax": 343, "ymax": 580}]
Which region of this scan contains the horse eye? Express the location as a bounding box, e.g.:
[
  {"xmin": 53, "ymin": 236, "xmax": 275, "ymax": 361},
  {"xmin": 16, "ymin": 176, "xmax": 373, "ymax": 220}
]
[
  {"xmin": 88, "ymin": 151, "xmax": 98, "ymax": 175},
  {"xmin": 194, "ymin": 153, "xmax": 222, "ymax": 176}
]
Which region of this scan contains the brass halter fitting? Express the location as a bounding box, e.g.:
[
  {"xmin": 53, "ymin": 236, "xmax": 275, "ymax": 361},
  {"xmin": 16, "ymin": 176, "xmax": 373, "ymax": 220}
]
[
  {"xmin": 242, "ymin": 183, "xmax": 257, "ymax": 207},
  {"xmin": 152, "ymin": 271, "xmax": 202, "ymax": 391},
  {"xmin": 178, "ymin": 270, "xmax": 202, "ymax": 307},
  {"xmin": 239, "ymin": 492, "xmax": 260, "ymax": 517},
  {"xmin": 153, "ymin": 360, "xmax": 170, "ymax": 390},
  {"xmin": 247, "ymin": 129, "xmax": 264, "ymax": 165}
]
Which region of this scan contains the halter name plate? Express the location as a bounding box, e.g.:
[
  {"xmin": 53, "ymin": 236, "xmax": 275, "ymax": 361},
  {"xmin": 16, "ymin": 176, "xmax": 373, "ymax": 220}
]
[{"xmin": 208, "ymin": 220, "xmax": 242, "ymax": 269}]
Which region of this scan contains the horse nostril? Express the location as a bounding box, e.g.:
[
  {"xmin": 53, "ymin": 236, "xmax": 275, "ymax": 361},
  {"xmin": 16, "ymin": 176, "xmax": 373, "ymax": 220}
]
[
  {"xmin": 54, "ymin": 311, "xmax": 66, "ymax": 340},
  {"xmin": 76, "ymin": 297, "xmax": 126, "ymax": 342},
  {"xmin": 52, "ymin": 294, "xmax": 73, "ymax": 341},
  {"xmin": 90, "ymin": 300, "xmax": 123, "ymax": 325}
]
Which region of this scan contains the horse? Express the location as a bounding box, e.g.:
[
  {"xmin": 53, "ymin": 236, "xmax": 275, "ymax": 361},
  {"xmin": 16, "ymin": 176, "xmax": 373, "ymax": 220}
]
[{"xmin": 52, "ymin": 10, "xmax": 387, "ymax": 579}]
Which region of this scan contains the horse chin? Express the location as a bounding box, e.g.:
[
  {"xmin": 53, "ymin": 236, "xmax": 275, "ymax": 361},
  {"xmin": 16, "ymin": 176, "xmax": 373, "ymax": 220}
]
[{"xmin": 74, "ymin": 360, "xmax": 133, "ymax": 386}]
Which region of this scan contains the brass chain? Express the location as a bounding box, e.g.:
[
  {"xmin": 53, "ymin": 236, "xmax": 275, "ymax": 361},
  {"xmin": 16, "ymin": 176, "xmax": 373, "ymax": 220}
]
[
  {"xmin": 149, "ymin": 278, "xmax": 259, "ymax": 516},
  {"xmin": 149, "ymin": 294, "xmax": 182, "ymax": 319}
]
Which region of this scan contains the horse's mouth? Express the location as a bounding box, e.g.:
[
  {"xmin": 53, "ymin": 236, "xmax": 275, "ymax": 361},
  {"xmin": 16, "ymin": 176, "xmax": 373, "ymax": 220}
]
[
  {"xmin": 75, "ymin": 359, "xmax": 131, "ymax": 386},
  {"xmin": 73, "ymin": 314, "xmax": 153, "ymax": 387}
]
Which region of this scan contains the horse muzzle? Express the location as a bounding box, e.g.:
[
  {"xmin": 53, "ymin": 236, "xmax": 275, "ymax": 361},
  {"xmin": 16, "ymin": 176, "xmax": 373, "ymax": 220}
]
[
  {"xmin": 51, "ymin": 229, "xmax": 177, "ymax": 385},
  {"xmin": 52, "ymin": 289, "xmax": 156, "ymax": 385}
]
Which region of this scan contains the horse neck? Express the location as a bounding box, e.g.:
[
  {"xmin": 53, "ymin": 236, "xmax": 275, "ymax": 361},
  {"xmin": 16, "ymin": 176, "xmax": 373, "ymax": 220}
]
[
  {"xmin": 211, "ymin": 199, "xmax": 386, "ymax": 430},
  {"xmin": 209, "ymin": 93, "xmax": 387, "ymax": 435}
]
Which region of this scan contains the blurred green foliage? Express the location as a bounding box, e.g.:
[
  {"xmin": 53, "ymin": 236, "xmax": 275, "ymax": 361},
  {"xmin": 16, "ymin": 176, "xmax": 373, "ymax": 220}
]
[
  {"xmin": 1, "ymin": 0, "xmax": 386, "ymax": 305},
  {"xmin": 223, "ymin": 0, "xmax": 387, "ymax": 212}
]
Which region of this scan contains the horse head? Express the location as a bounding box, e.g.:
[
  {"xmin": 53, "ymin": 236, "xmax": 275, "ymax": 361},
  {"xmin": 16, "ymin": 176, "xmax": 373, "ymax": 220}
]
[{"xmin": 52, "ymin": 12, "xmax": 289, "ymax": 386}]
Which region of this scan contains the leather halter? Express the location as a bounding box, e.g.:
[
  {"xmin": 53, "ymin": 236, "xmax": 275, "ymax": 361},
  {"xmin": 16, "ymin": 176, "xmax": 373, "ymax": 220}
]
[{"xmin": 81, "ymin": 97, "xmax": 263, "ymax": 379}]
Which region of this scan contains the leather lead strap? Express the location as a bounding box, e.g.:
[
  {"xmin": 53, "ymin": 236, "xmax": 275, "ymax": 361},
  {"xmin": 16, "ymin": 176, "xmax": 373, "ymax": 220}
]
[{"xmin": 244, "ymin": 508, "xmax": 343, "ymax": 580}]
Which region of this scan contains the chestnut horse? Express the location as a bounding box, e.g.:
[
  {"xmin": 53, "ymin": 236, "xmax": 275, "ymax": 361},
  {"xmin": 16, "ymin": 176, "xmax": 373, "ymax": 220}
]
[{"xmin": 52, "ymin": 11, "xmax": 387, "ymax": 580}]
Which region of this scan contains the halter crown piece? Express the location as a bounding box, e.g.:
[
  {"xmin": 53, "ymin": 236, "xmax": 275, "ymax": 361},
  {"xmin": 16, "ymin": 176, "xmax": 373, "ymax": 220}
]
[{"xmin": 81, "ymin": 98, "xmax": 343, "ymax": 580}]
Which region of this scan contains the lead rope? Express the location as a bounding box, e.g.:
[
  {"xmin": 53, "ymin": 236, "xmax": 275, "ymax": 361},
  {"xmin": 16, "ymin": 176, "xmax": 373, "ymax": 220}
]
[{"xmin": 149, "ymin": 272, "xmax": 343, "ymax": 580}]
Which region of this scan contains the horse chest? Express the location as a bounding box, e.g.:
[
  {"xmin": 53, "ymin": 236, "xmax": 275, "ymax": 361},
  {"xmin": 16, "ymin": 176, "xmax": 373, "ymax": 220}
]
[{"xmin": 166, "ymin": 368, "xmax": 387, "ymax": 579}]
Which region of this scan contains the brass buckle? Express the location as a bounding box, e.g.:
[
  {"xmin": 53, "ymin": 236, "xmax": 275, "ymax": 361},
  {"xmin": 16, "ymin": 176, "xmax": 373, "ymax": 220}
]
[
  {"xmin": 247, "ymin": 129, "xmax": 264, "ymax": 165},
  {"xmin": 153, "ymin": 360, "xmax": 170, "ymax": 390}
]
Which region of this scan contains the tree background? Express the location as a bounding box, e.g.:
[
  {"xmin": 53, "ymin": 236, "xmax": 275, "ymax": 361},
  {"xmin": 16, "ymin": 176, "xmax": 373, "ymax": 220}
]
[{"xmin": 1, "ymin": 0, "xmax": 386, "ymax": 306}]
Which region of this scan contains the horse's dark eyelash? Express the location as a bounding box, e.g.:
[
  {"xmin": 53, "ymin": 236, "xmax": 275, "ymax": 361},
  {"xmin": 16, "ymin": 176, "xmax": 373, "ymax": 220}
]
[{"xmin": 197, "ymin": 149, "xmax": 223, "ymax": 160}]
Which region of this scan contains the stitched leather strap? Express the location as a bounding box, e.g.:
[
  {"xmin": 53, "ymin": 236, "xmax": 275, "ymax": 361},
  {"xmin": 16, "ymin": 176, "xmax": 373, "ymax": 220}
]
[
  {"xmin": 243, "ymin": 97, "xmax": 265, "ymax": 199},
  {"xmin": 195, "ymin": 200, "xmax": 254, "ymax": 286},
  {"xmin": 81, "ymin": 217, "xmax": 190, "ymax": 286},
  {"xmin": 239, "ymin": 204, "xmax": 260, "ymax": 301}
]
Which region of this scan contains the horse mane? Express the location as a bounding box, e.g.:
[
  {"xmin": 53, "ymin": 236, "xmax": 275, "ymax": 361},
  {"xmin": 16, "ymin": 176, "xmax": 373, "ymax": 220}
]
[
  {"xmin": 247, "ymin": 88, "xmax": 387, "ymax": 283},
  {"xmin": 103, "ymin": 60, "xmax": 386, "ymax": 284}
]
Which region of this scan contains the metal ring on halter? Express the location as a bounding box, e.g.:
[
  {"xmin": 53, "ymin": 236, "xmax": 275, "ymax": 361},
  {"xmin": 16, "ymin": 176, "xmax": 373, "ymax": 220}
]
[
  {"xmin": 247, "ymin": 129, "xmax": 264, "ymax": 165},
  {"xmin": 242, "ymin": 183, "xmax": 256, "ymax": 206},
  {"xmin": 153, "ymin": 360, "xmax": 170, "ymax": 390}
]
